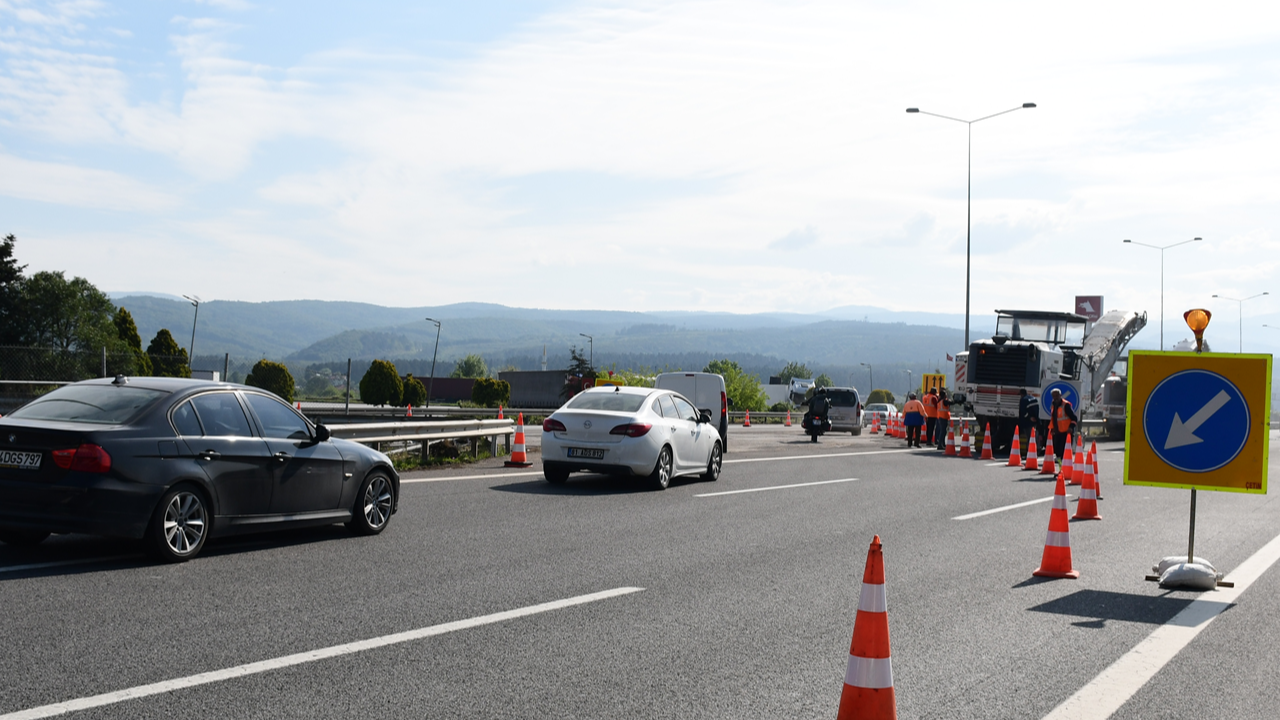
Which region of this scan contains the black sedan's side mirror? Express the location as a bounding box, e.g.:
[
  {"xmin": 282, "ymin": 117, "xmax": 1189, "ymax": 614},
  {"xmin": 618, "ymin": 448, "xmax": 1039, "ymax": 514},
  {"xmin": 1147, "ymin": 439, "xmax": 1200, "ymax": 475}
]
[{"xmin": 314, "ymin": 424, "xmax": 331, "ymax": 442}]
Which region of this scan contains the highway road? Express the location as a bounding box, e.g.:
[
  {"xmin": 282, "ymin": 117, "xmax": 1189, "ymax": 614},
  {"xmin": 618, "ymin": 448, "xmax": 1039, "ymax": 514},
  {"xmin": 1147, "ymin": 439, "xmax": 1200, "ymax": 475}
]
[{"xmin": 2, "ymin": 424, "xmax": 1280, "ymax": 719}]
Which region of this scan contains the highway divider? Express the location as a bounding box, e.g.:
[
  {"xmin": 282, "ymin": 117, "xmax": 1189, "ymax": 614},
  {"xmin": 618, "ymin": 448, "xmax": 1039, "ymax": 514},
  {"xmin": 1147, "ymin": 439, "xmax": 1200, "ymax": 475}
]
[{"xmin": 326, "ymin": 418, "xmax": 516, "ymax": 461}]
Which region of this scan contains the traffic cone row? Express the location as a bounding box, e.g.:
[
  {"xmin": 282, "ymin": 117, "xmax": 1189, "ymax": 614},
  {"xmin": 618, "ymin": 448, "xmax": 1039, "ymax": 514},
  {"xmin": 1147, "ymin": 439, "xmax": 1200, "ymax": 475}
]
[
  {"xmin": 979, "ymin": 423, "xmax": 994, "ymax": 460},
  {"xmin": 837, "ymin": 535, "xmax": 897, "ymax": 720},
  {"xmin": 504, "ymin": 413, "xmax": 532, "ymax": 467},
  {"xmin": 1007, "ymin": 431, "xmax": 1022, "ymax": 467},
  {"xmin": 1024, "ymin": 430, "xmax": 1039, "ymax": 471}
]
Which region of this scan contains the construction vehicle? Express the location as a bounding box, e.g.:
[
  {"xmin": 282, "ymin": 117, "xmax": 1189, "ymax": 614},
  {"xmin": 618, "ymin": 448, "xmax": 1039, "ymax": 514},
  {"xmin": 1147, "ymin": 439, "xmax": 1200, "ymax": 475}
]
[
  {"xmin": 1097, "ymin": 355, "xmax": 1129, "ymax": 439},
  {"xmin": 953, "ymin": 308, "xmax": 1147, "ymax": 452}
]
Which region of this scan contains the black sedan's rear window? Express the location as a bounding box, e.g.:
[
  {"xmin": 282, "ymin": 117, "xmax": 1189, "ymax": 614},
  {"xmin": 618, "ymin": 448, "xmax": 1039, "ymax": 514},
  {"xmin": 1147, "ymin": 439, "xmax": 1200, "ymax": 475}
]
[
  {"xmin": 9, "ymin": 385, "xmax": 168, "ymax": 425},
  {"xmin": 566, "ymin": 392, "xmax": 648, "ymax": 413}
]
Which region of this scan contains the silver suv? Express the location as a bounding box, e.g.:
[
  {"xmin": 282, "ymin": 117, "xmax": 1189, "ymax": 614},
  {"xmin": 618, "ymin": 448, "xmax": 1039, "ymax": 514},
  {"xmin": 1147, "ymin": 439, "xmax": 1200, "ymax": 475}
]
[{"xmin": 823, "ymin": 387, "xmax": 863, "ymax": 436}]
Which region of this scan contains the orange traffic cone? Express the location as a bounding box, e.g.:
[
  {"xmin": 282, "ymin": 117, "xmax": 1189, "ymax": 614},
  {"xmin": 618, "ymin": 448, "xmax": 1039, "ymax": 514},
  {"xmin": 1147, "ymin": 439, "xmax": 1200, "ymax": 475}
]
[
  {"xmin": 295, "ymin": 401, "xmax": 302, "ymax": 410},
  {"xmin": 1093, "ymin": 451, "xmax": 1103, "ymax": 500},
  {"xmin": 406, "ymin": 404, "xmax": 413, "ymax": 417},
  {"xmin": 979, "ymin": 423, "xmax": 994, "ymax": 460},
  {"xmin": 1007, "ymin": 431, "xmax": 1022, "ymax": 467},
  {"xmin": 944, "ymin": 423, "xmax": 956, "ymax": 456},
  {"xmin": 895, "ymin": 415, "xmax": 904, "ymax": 439},
  {"xmin": 870, "ymin": 415, "xmax": 879, "ymax": 434},
  {"xmin": 1039, "ymin": 435, "xmax": 1056, "ymax": 476},
  {"xmin": 1073, "ymin": 450, "xmax": 1102, "ymax": 520},
  {"xmin": 498, "ymin": 406, "xmax": 504, "ymax": 420},
  {"xmin": 1070, "ymin": 436, "xmax": 1085, "ymax": 486},
  {"xmin": 1059, "ymin": 436, "xmax": 1075, "ymax": 483},
  {"xmin": 504, "ymin": 413, "xmax": 532, "ymax": 467},
  {"xmin": 743, "ymin": 411, "xmax": 752, "ymax": 428},
  {"xmin": 959, "ymin": 425, "xmax": 972, "ymax": 458},
  {"xmin": 785, "ymin": 411, "xmax": 792, "ymax": 427},
  {"xmin": 1033, "ymin": 474, "xmax": 1080, "ymax": 579},
  {"xmin": 837, "ymin": 535, "xmax": 897, "ymax": 720},
  {"xmin": 1024, "ymin": 429, "xmax": 1039, "ymax": 471}
]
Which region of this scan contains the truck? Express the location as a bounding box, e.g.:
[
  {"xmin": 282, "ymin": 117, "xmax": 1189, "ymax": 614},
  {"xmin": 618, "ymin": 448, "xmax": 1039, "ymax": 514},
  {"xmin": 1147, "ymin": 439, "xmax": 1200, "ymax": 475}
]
[{"xmin": 954, "ymin": 308, "xmax": 1146, "ymax": 452}]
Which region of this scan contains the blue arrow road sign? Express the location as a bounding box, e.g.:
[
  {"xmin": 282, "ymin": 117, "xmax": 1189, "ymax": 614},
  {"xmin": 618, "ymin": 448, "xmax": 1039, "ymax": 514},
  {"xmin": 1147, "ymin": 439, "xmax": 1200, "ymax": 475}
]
[
  {"xmin": 1040, "ymin": 381, "xmax": 1079, "ymax": 417},
  {"xmin": 1143, "ymin": 369, "xmax": 1251, "ymax": 473}
]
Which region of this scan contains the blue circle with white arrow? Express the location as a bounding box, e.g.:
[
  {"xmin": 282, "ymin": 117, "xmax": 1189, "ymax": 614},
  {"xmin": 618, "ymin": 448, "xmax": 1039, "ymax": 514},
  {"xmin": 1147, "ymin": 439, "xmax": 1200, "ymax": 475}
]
[
  {"xmin": 1040, "ymin": 381, "xmax": 1080, "ymax": 417},
  {"xmin": 1143, "ymin": 369, "xmax": 1251, "ymax": 473}
]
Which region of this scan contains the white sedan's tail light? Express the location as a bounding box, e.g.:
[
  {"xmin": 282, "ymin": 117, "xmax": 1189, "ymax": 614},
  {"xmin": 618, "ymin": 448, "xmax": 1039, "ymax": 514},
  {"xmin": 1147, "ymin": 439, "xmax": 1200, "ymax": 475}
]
[{"xmin": 609, "ymin": 423, "xmax": 652, "ymax": 437}]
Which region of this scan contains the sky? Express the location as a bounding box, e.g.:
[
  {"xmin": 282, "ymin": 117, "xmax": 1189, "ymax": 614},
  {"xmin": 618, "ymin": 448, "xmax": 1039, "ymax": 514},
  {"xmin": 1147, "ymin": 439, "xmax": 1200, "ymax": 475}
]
[{"xmin": 2, "ymin": 0, "xmax": 1279, "ymax": 353}]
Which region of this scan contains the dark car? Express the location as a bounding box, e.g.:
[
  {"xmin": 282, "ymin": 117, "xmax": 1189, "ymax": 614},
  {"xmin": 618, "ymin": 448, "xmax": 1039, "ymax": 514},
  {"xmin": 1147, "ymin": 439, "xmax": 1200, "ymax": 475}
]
[{"xmin": 0, "ymin": 376, "xmax": 399, "ymax": 562}]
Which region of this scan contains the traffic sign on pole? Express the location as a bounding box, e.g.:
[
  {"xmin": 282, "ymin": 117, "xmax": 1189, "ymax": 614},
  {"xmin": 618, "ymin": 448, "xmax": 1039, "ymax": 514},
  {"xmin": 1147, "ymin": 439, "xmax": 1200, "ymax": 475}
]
[
  {"xmin": 1040, "ymin": 380, "xmax": 1080, "ymax": 417},
  {"xmin": 1125, "ymin": 351, "xmax": 1272, "ymax": 493}
]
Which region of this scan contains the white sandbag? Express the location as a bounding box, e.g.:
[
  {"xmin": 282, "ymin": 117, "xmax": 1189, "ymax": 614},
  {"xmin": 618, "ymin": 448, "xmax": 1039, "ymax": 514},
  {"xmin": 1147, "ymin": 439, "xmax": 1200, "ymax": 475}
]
[
  {"xmin": 1158, "ymin": 563, "xmax": 1220, "ymax": 590},
  {"xmin": 1153, "ymin": 556, "xmax": 1215, "ymax": 575}
]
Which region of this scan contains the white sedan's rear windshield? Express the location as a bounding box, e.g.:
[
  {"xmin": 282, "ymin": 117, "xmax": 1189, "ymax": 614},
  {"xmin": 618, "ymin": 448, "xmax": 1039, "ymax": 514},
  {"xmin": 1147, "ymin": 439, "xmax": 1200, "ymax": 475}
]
[
  {"xmin": 566, "ymin": 392, "xmax": 648, "ymax": 413},
  {"xmin": 10, "ymin": 385, "xmax": 168, "ymax": 424}
]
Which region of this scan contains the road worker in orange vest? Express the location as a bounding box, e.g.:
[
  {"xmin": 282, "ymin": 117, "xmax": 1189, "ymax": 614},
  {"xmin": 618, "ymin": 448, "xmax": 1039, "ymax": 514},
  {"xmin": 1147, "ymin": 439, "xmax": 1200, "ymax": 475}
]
[
  {"xmin": 934, "ymin": 388, "xmax": 951, "ymax": 450},
  {"xmin": 1048, "ymin": 388, "xmax": 1078, "ymax": 462},
  {"xmin": 922, "ymin": 387, "xmax": 940, "ymax": 445},
  {"xmin": 902, "ymin": 392, "xmax": 927, "ymax": 448}
]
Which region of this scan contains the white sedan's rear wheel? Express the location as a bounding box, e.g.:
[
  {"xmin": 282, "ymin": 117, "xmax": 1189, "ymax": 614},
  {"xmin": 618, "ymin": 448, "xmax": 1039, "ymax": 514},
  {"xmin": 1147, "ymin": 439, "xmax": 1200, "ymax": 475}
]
[
  {"xmin": 701, "ymin": 442, "xmax": 722, "ymax": 482},
  {"xmin": 648, "ymin": 446, "xmax": 673, "ymax": 490}
]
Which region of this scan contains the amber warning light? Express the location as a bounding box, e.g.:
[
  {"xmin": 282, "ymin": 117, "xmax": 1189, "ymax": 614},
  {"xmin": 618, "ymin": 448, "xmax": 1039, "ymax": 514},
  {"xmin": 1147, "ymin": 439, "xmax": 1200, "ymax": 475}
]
[{"xmin": 1183, "ymin": 308, "xmax": 1212, "ymax": 353}]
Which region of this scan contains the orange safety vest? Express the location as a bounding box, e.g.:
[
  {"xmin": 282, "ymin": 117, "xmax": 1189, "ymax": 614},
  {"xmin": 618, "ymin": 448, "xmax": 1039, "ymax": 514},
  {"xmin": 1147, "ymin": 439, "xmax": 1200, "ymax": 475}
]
[
  {"xmin": 922, "ymin": 394, "xmax": 939, "ymax": 418},
  {"xmin": 936, "ymin": 399, "xmax": 950, "ymax": 420},
  {"xmin": 1051, "ymin": 400, "xmax": 1074, "ymax": 432}
]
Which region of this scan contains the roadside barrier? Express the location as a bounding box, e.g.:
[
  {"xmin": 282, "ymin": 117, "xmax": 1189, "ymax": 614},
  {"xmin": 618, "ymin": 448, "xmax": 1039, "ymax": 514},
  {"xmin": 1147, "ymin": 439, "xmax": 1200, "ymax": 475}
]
[
  {"xmin": 1007, "ymin": 431, "xmax": 1022, "ymax": 467},
  {"xmin": 504, "ymin": 413, "xmax": 532, "ymax": 467},
  {"xmin": 837, "ymin": 535, "xmax": 897, "ymax": 720},
  {"xmin": 979, "ymin": 423, "xmax": 994, "ymax": 460},
  {"xmin": 1073, "ymin": 449, "xmax": 1102, "ymax": 520},
  {"xmin": 1024, "ymin": 430, "xmax": 1039, "ymax": 471},
  {"xmin": 1033, "ymin": 474, "xmax": 1080, "ymax": 579}
]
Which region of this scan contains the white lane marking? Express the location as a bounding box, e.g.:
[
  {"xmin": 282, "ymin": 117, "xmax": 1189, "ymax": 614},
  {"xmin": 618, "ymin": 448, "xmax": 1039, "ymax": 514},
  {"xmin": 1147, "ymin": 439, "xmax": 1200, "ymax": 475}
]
[
  {"xmin": 952, "ymin": 496, "xmax": 1065, "ymax": 520},
  {"xmin": 0, "ymin": 587, "xmax": 644, "ymax": 720},
  {"xmin": 1041, "ymin": 530, "xmax": 1280, "ymax": 720},
  {"xmin": 0, "ymin": 555, "xmax": 138, "ymax": 574},
  {"xmin": 405, "ymin": 449, "xmax": 914, "ymax": 483},
  {"xmin": 984, "ymin": 462, "xmax": 1007, "ymax": 467},
  {"xmin": 696, "ymin": 478, "xmax": 858, "ymax": 497}
]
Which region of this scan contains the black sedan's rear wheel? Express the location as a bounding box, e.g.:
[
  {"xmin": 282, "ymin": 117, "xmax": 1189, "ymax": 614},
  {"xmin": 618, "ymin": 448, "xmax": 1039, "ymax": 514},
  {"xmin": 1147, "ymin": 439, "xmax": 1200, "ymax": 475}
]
[
  {"xmin": 0, "ymin": 528, "xmax": 50, "ymax": 547},
  {"xmin": 147, "ymin": 486, "xmax": 209, "ymax": 562},
  {"xmin": 648, "ymin": 446, "xmax": 673, "ymax": 490},
  {"xmin": 347, "ymin": 471, "xmax": 394, "ymax": 536}
]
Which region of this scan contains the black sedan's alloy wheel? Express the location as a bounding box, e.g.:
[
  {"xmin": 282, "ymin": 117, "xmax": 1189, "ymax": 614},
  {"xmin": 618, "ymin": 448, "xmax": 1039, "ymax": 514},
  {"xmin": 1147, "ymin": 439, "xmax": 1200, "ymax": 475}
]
[
  {"xmin": 348, "ymin": 472, "xmax": 394, "ymax": 535},
  {"xmin": 147, "ymin": 487, "xmax": 209, "ymax": 562}
]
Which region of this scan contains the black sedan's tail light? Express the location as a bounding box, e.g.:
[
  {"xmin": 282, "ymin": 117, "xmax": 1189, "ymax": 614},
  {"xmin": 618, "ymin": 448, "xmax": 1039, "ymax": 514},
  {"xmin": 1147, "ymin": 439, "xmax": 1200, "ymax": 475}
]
[
  {"xmin": 51, "ymin": 444, "xmax": 112, "ymax": 473},
  {"xmin": 543, "ymin": 418, "xmax": 567, "ymax": 433},
  {"xmin": 609, "ymin": 423, "xmax": 652, "ymax": 437}
]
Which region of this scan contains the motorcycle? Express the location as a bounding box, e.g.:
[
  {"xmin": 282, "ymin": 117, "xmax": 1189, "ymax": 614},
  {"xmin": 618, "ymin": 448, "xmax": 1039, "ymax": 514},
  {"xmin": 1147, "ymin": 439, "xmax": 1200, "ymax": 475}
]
[{"xmin": 801, "ymin": 402, "xmax": 832, "ymax": 443}]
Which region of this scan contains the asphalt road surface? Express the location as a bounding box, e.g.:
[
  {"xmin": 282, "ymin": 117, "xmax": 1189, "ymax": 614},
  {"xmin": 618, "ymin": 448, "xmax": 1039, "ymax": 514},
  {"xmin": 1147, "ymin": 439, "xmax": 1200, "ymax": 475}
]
[{"xmin": 3, "ymin": 424, "xmax": 1280, "ymax": 719}]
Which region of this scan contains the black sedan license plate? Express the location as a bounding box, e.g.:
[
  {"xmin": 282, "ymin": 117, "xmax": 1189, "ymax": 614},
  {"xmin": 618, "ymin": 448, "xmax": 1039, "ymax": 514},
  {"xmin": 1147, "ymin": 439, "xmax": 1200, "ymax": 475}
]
[
  {"xmin": 0, "ymin": 450, "xmax": 41, "ymax": 470},
  {"xmin": 567, "ymin": 448, "xmax": 605, "ymax": 459}
]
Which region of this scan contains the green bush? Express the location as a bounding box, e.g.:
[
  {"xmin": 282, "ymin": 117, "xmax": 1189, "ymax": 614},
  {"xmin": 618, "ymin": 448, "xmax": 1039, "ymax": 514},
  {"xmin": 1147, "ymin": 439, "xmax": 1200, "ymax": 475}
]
[
  {"xmin": 769, "ymin": 401, "xmax": 792, "ymax": 412},
  {"xmin": 244, "ymin": 359, "xmax": 296, "ymax": 403},
  {"xmin": 450, "ymin": 353, "xmax": 488, "ymax": 379},
  {"xmin": 146, "ymin": 329, "xmax": 191, "ymax": 378},
  {"xmin": 868, "ymin": 389, "xmax": 895, "ymax": 405},
  {"xmin": 360, "ymin": 359, "xmax": 403, "ymax": 406},
  {"xmin": 472, "ymin": 377, "xmax": 511, "ymax": 407},
  {"xmin": 401, "ymin": 374, "xmax": 427, "ymax": 407},
  {"xmin": 703, "ymin": 358, "xmax": 767, "ymax": 412}
]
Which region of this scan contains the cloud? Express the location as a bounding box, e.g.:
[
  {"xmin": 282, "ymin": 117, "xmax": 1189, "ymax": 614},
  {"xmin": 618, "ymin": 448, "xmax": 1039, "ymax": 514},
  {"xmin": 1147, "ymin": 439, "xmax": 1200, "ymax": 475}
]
[
  {"xmin": 769, "ymin": 225, "xmax": 816, "ymax": 251},
  {"xmin": 0, "ymin": 153, "xmax": 177, "ymax": 210}
]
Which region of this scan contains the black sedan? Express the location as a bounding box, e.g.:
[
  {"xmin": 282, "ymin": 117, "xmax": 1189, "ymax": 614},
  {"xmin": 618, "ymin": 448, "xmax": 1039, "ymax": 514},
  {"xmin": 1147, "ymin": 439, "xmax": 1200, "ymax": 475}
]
[{"xmin": 0, "ymin": 376, "xmax": 399, "ymax": 562}]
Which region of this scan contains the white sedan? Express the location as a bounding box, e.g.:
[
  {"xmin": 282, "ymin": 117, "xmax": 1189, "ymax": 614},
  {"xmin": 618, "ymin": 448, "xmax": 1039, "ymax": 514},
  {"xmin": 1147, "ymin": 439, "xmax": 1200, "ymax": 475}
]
[{"xmin": 541, "ymin": 385, "xmax": 723, "ymax": 490}]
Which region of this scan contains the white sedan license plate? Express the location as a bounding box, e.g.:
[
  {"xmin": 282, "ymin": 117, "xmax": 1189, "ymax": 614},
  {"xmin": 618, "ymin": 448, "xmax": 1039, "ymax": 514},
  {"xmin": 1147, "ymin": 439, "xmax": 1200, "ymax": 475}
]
[
  {"xmin": 567, "ymin": 448, "xmax": 605, "ymax": 460},
  {"xmin": 0, "ymin": 450, "xmax": 42, "ymax": 470}
]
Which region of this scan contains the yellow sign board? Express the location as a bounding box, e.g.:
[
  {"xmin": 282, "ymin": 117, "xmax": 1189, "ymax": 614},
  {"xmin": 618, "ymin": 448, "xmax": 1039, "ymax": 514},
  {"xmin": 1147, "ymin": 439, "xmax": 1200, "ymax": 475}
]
[
  {"xmin": 920, "ymin": 373, "xmax": 947, "ymax": 395},
  {"xmin": 1124, "ymin": 351, "xmax": 1272, "ymax": 493}
]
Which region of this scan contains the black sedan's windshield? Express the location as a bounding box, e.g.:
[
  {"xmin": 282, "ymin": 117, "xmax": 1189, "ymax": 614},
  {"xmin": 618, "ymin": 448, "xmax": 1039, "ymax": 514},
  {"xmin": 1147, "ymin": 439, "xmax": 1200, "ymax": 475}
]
[{"xmin": 9, "ymin": 385, "xmax": 168, "ymax": 424}]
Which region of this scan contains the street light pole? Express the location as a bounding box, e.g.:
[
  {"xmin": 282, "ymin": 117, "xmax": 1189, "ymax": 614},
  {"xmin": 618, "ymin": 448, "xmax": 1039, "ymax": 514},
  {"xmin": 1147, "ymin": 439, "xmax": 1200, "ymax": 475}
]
[
  {"xmin": 860, "ymin": 362, "xmax": 873, "ymax": 394},
  {"xmin": 1123, "ymin": 238, "xmax": 1202, "ymax": 349},
  {"xmin": 181, "ymin": 295, "xmax": 200, "ymax": 369},
  {"xmin": 579, "ymin": 333, "xmax": 593, "ymax": 369},
  {"xmin": 907, "ymin": 102, "xmax": 1036, "ymax": 348},
  {"xmin": 425, "ymin": 318, "xmax": 441, "ymax": 408},
  {"xmin": 1212, "ymin": 292, "xmax": 1269, "ymax": 352}
]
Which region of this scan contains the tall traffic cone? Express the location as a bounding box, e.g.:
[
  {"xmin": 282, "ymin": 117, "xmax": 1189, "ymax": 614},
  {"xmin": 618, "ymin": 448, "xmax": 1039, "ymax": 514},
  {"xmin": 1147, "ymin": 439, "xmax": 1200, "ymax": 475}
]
[
  {"xmin": 1070, "ymin": 436, "xmax": 1085, "ymax": 486},
  {"xmin": 979, "ymin": 423, "xmax": 994, "ymax": 460},
  {"xmin": 1024, "ymin": 429, "xmax": 1039, "ymax": 471},
  {"xmin": 498, "ymin": 406, "xmax": 504, "ymax": 420},
  {"xmin": 944, "ymin": 424, "xmax": 956, "ymax": 456},
  {"xmin": 1007, "ymin": 431, "xmax": 1022, "ymax": 467},
  {"xmin": 1072, "ymin": 450, "xmax": 1102, "ymax": 520},
  {"xmin": 1039, "ymin": 435, "xmax": 1056, "ymax": 476},
  {"xmin": 1059, "ymin": 436, "xmax": 1074, "ymax": 483},
  {"xmin": 504, "ymin": 413, "xmax": 532, "ymax": 467},
  {"xmin": 1093, "ymin": 452, "xmax": 1103, "ymax": 500},
  {"xmin": 959, "ymin": 425, "xmax": 972, "ymax": 458},
  {"xmin": 785, "ymin": 410, "xmax": 792, "ymax": 427},
  {"xmin": 743, "ymin": 411, "xmax": 752, "ymax": 428},
  {"xmin": 406, "ymin": 404, "xmax": 413, "ymax": 417},
  {"xmin": 870, "ymin": 415, "xmax": 880, "ymax": 434},
  {"xmin": 837, "ymin": 535, "xmax": 897, "ymax": 720},
  {"xmin": 1033, "ymin": 474, "xmax": 1080, "ymax": 579}
]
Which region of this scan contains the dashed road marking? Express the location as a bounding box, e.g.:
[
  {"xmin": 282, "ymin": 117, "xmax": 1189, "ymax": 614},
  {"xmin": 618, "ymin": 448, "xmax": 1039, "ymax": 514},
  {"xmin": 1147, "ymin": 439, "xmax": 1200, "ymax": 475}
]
[{"xmin": 696, "ymin": 478, "xmax": 858, "ymax": 497}]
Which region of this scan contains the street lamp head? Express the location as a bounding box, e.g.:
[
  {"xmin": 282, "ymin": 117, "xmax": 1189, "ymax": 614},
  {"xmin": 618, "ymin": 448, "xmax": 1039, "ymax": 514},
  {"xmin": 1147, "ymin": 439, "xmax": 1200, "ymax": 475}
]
[
  {"xmin": 1022, "ymin": 103, "xmax": 1037, "ymax": 108},
  {"xmin": 1193, "ymin": 237, "xmax": 1202, "ymax": 241},
  {"xmin": 906, "ymin": 108, "xmax": 919, "ymax": 113},
  {"xmin": 1122, "ymin": 239, "xmax": 1131, "ymax": 243}
]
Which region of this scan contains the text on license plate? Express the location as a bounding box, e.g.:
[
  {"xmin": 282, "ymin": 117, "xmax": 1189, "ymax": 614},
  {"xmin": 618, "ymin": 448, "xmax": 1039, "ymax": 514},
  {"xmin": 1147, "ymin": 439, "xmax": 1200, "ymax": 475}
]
[
  {"xmin": 0, "ymin": 450, "xmax": 42, "ymax": 470},
  {"xmin": 567, "ymin": 448, "xmax": 606, "ymax": 459}
]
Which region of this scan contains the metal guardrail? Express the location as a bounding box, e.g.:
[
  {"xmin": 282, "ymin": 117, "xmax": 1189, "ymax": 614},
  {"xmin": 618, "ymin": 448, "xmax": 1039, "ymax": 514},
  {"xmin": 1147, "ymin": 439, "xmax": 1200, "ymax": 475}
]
[{"xmin": 326, "ymin": 418, "xmax": 515, "ymax": 445}]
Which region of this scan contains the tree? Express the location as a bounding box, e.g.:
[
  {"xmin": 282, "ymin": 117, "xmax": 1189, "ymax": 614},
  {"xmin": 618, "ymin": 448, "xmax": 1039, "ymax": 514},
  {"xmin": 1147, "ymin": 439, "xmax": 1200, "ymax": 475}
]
[
  {"xmin": 0, "ymin": 234, "xmax": 26, "ymax": 345},
  {"xmin": 21, "ymin": 271, "xmax": 117, "ymax": 352},
  {"xmin": 778, "ymin": 361, "xmax": 813, "ymax": 383},
  {"xmin": 702, "ymin": 358, "xmax": 767, "ymax": 412},
  {"xmin": 401, "ymin": 374, "xmax": 427, "ymax": 407},
  {"xmin": 868, "ymin": 389, "xmax": 895, "ymax": 404},
  {"xmin": 471, "ymin": 377, "xmax": 511, "ymax": 407},
  {"xmin": 245, "ymin": 359, "xmax": 296, "ymax": 403},
  {"xmin": 146, "ymin": 329, "xmax": 191, "ymax": 378},
  {"xmin": 449, "ymin": 353, "xmax": 488, "ymax": 379},
  {"xmin": 560, "ymin": 346, "xmax": 598, "ymax": 399},
  {"xmin": 815, "ymin": 373, "xmax": 833, "ymax": 389},
  {"xmin": 359, "ymin": 359, "xmax": 403, "ymax": 406},
  {"xmin": 113, "ymin": 307, "xmax": 152, "ymax": 376}
]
